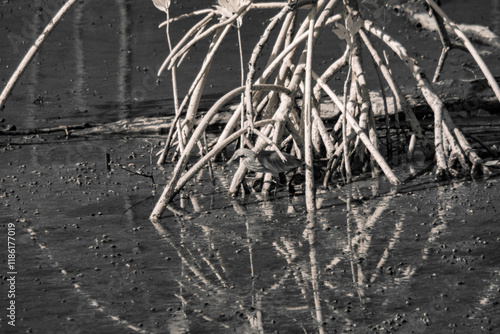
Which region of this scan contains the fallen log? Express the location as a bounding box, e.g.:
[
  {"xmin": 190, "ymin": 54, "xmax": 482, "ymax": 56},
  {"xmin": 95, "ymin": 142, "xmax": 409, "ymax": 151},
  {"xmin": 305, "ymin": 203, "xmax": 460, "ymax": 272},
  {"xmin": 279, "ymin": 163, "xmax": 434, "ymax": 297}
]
[{"xmin": 0, "ymin": 122, "xmax": 91, "ymax": 135}]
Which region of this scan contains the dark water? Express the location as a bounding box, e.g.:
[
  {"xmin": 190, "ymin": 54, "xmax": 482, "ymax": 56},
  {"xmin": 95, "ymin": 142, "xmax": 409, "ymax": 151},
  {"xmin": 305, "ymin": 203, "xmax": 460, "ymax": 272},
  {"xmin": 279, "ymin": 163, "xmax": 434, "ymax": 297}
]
[{"xmin": 1, "ymin": 0, "xmax": 500, "ymax": 333}]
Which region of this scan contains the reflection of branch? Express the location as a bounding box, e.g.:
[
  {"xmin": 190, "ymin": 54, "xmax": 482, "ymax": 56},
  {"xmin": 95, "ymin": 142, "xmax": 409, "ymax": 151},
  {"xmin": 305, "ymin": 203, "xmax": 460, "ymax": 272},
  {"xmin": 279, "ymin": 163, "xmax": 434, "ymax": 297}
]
[
  {"xmin": 26, "ymin": 228, "xmax": 149, "ymax": 334},
  {"xmin": 174, "ymin": 293, "xmax": 231, "ymax": 329},
  {"xmin": 151, "ymin": 215, "xmax": 272, "ymax": 332},
  {"xmin": 353, "ymin": 189, "xmax": 395, "ymax": 260},
  {"xmin": 472, "ymin": 269, "xmax": 500, "ymax": 316},
  {"xmin": 273, "ymin": 239, "xmax": 310, "ymax": 301},
  {"xmin": 247, "ymin": 293, "xmax": 264, "ymax": 334},
  {"xmin": 149, "ymin": 219, "xmax": 223, "ymax": 293},
  {"xmin": 424, "ymin": 185, "xmax": 451, "ymax": 257},
  {"xmin": 369, "ymin": 221, "xmax": 403, "ymax": 283},
  {"xmin": 345, "ymin": 187, "xmax": 359, "ymax": 294},
  {"xmin": 196, "ymin": 227, "xmax": 229, "ymax": 288},
  {"xmin": 306, "ymin": 213, "xmax": 325, "ymax": 334}
]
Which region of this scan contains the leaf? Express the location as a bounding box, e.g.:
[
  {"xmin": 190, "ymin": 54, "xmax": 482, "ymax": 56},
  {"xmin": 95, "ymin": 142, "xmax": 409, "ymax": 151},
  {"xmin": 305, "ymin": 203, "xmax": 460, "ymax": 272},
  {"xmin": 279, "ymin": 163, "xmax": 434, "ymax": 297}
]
[
  {"xmin": 214, "ymin": 5, "xmax": 233, "ymax": 19},
  {"xmin": 351, "ymin": 17, "xmax": 364, "ymax": 35},
  {"xmin": 152, "ymin": 0, "xmax": 170, "ymax": 12},
  {"xmin": 345, "ymin": 15, "xmax": 363, "ymax": 35},
  {"xmin": 215, "ymin": 0, "xmax": 244, "ymax": 26},
  {"xmin": 346, "ymin": 15, "xmax": 354, "ymax": 31},
  {"xmin": 332, "ymin": 23, "xmax": 349, "ymax": 41},
  {"xmin": 217, "ymin": 0, "xmax": 241, "ymax": 15},
  {"xmin": 227, "ymin": 0, "xmax": 241, "ymax": 13}
]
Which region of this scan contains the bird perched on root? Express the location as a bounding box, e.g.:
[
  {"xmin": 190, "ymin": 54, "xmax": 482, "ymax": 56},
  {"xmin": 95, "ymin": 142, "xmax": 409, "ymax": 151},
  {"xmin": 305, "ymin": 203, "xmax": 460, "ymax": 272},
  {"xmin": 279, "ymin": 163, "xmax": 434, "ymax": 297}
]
[{"xmin": 227, "ymin": 148, "xmax": 303, "ymax": 193}]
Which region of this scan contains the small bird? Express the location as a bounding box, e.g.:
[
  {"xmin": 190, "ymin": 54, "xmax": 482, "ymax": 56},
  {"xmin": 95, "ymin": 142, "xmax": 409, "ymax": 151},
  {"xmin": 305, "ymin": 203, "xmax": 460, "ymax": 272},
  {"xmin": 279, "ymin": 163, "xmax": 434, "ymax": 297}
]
[
  {"xmin": 227, "ymin": 148, "xmax": 303, "ymax": 193},
  {"xmin": 227, "ymin": 148, "xmax": 302, "ymax": 173}
]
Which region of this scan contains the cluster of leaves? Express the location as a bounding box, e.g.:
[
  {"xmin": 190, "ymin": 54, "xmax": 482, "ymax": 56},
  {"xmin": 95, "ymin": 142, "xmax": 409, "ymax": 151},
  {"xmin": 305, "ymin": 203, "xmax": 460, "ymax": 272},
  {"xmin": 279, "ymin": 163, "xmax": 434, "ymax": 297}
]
[
  {"xmin": 333, "ymin": 15, "xmax": 363, "ymax": 45},
  {"xmin": 152, "ymin": 0, "xmax": 170, "ymax": 12},
  {"xmin": 214, "ymin": 0, "xmax": 244, "ymax": 22}
]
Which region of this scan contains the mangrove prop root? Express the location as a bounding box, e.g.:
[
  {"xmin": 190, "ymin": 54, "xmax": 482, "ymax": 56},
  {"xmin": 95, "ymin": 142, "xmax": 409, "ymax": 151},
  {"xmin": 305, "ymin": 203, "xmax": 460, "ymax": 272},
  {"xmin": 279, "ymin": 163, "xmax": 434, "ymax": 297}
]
[
  {"xmin": 150, "ymin": 84, "xmax": 291, "ymax": 221},
  {"xmin": 148, "ymin": 0, "xmax": 495, "ymax": 220}
]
